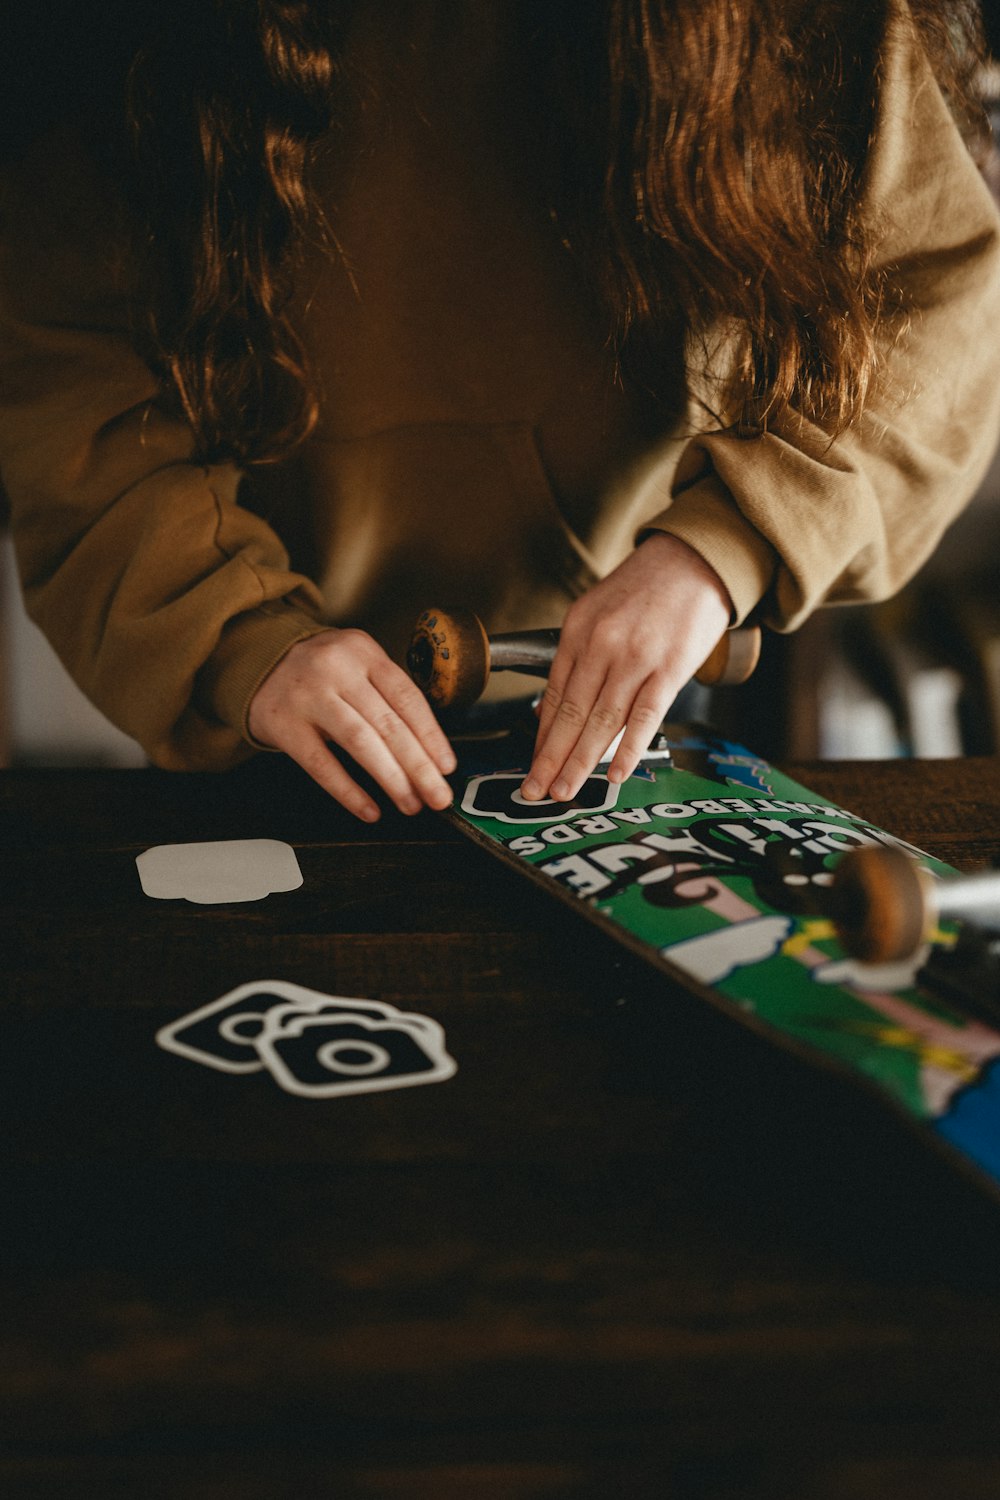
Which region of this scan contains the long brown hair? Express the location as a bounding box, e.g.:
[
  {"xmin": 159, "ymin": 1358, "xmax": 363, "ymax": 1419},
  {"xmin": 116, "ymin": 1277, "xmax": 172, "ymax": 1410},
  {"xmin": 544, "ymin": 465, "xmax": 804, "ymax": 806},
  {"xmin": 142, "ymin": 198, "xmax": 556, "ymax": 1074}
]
[
  {"xmin": 604, "ymin": 0, "xmax": 988, "ymax": 432},
  {"xmin": 123, "ymin": 0, "xmax": 338, "ymax": 463},
  {"xmin": 119, "ymin": 0, "xmax": 987, "ymax": 463}
]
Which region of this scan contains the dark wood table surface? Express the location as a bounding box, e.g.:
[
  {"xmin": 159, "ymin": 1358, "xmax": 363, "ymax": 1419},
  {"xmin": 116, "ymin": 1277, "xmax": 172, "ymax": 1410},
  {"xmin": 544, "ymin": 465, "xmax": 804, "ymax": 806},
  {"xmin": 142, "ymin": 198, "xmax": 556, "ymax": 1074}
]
[{"xmin": 3, "ymin": 752, "xmax": 1000, "ymax": 1499}]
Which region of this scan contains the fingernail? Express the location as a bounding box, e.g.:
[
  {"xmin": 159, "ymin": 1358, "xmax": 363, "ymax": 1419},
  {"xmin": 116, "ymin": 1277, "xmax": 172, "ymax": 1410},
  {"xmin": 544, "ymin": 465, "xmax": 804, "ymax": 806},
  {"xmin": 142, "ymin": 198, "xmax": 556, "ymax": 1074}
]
[
  {"xmin": 360, "ymin": 804, "xmax": 380, "ymax": 823},
  {"xmin": 521, "ymin": 778, "xmax": 543, "ymax": 800},
  {"xmin": 608, "ymin": 767, "xmax": 624, "ymax": 784},
  {"xmin": 551, "ymin": 781, "xmax": 570, "ymax": 802}
]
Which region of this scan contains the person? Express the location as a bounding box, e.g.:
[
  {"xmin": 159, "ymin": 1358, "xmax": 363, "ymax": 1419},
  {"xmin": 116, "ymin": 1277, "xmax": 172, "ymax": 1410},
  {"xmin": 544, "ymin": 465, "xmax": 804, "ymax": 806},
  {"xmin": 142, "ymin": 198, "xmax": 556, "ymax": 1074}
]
[{"xmin": 1, "ymin": 0, "xmax": 998, "ymax": 821}]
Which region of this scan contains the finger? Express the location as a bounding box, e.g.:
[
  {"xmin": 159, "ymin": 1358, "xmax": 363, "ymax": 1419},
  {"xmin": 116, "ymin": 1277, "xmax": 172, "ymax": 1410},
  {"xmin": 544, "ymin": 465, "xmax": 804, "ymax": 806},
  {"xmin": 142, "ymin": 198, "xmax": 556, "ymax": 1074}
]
[
  {"xmin": 281, "ymin": 729, "xmax": 382, "ymax": 823},
  {"xmin": 533, "ymin": 640, "xmax": 576, "ymax": 751},
  {"xmin": 607, "ymin": 675, "xmax": 676, "ymax": 783},
  {"xmin": 338, "ymin": 689, "xmax": 453, "ymax": 814},
  {"xmin": 370, "ymin": 659, "xmax": 457, "ymax": 777},
  {"xmin": 537, "ymin": 679, "xmax": 636, "ymax": 802},
  {"xmin": 522, "ymin": 656, "xmax": 609, "ymax": 800}
]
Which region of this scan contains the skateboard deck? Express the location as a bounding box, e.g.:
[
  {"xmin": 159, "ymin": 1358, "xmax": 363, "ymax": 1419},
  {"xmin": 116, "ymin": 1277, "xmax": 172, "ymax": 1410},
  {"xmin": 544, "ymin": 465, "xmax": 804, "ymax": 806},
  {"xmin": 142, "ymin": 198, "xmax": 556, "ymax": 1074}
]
[{"xmin": 447, "ymin": 725, "xmax": 1000, "ymax": 1200}]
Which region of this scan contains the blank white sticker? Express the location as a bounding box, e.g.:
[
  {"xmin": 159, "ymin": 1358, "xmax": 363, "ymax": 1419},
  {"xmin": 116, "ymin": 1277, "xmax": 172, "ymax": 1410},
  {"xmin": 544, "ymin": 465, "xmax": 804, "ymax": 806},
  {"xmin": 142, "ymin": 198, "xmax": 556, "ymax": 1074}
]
[{"xmin": 136, "ymin": 839, "xmax": 303, "ymax": 905}]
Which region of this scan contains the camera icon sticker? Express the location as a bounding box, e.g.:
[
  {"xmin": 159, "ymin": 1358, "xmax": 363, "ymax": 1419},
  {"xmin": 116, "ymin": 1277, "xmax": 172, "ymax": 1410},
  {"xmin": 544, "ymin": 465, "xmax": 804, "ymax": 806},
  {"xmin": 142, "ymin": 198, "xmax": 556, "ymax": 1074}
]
[
  {"xmin": 155, "ymin": 981, "xmax": 456, "ymax": 1097},
  {"xmin": 256, "ymin": 1009, "xmax": 455, "ymax": 1098}
]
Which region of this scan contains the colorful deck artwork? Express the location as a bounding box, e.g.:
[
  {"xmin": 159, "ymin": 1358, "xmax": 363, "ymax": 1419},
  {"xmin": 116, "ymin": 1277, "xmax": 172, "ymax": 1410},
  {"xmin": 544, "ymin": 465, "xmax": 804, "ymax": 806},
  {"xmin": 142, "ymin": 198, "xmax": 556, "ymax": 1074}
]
[{"xmin": 452, "ymin": 730, "xmax": 1000, "ymax": 1197}]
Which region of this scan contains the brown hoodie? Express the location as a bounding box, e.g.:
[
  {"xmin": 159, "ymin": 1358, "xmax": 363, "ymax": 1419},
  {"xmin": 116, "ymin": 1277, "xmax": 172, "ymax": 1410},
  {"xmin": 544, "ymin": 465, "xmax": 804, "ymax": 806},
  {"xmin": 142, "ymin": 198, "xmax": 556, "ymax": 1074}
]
[{"xmin": 1, "ymin": 0, "xmax": 999, "ymax": 769}]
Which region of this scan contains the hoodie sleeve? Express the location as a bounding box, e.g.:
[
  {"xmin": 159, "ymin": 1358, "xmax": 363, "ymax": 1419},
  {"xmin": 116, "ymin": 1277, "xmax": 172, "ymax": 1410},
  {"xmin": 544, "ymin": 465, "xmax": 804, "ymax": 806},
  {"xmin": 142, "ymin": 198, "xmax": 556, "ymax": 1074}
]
[
  {"xmin": 0, "ymin": 127, "xmax": 329, "ymax": 770},
  {"xmin": 635, "ymin": 0, "xmax": 1000, "ymax": 629}
]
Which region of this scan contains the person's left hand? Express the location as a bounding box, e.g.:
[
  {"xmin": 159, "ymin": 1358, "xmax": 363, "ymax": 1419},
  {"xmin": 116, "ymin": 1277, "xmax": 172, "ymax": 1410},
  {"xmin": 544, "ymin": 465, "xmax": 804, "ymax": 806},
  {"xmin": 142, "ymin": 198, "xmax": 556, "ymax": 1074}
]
[{"xmin": 520, "ymin": 532, "xmax": 732, "ymax": 802}]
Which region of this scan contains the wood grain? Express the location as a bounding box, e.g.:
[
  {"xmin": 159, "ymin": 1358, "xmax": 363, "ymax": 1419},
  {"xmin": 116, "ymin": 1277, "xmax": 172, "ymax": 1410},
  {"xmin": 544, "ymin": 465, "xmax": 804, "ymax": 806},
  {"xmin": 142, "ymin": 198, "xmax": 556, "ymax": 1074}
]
[{"xmin": 3, "ymin": 752, "xmax": 1000, "ymax": 1497}]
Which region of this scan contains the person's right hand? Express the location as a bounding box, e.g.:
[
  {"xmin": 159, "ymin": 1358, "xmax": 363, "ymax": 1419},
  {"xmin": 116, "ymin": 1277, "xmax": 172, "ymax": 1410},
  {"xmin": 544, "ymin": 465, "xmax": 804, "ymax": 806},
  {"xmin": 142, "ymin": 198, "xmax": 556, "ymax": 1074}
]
[{"xmin": 247, "ymin": 629, "xmax": 457, "ymax": 822}]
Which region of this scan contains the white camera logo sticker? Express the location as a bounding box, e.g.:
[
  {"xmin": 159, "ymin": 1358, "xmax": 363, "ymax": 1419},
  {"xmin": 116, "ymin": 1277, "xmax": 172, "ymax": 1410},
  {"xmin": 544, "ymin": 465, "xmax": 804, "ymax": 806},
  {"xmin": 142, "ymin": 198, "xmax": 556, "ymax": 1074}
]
[{"xmin": 156, "ymin": 981, "xmax": 456, "ymax": 1096}]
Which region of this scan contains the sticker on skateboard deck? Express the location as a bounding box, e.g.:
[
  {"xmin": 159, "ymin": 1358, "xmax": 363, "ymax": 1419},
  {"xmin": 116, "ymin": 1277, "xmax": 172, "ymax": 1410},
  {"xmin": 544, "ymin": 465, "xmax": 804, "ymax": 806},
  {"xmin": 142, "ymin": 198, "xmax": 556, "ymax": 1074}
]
[{"xmin": 446, "ymin": 728, "xmax": 1000, "ymax": 1198}]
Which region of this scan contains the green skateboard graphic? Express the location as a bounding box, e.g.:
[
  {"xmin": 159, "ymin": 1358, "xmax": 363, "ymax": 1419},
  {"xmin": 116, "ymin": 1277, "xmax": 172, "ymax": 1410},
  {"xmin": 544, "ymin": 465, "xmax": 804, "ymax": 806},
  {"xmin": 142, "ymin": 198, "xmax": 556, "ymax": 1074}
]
[{"xmin": 449, "ymin": 727, "xmax": 1000, "ymax": 1197}]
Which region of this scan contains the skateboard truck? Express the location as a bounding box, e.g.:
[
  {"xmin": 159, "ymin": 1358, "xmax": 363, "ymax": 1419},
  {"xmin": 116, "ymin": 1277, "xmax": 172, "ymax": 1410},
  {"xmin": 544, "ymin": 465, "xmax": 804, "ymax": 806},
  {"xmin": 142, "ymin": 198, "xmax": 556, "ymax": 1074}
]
[
  {"xmin": 830, "ymin": 844, "xmax": 1000, "ymax": 964},
  {"xmin": 407, "ymin": 606, "xmax": 762, "ymax": 713}
]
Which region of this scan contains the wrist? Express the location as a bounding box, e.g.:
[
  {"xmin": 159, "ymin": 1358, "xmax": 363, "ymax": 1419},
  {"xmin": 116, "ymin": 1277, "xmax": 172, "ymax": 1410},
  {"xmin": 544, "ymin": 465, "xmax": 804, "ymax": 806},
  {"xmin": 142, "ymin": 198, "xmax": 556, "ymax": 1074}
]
[{"xmin": 638, "ymin": 529, "xmax": 734, "ymax": 619}]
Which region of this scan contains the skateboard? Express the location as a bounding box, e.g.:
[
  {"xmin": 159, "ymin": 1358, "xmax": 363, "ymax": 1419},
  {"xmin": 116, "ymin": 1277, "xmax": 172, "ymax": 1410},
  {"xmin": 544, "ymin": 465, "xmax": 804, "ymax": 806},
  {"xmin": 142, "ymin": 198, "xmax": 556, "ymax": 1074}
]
[{"xmin": 409, "ymin": 609, "xmax": 1000, "ymax": 1201}]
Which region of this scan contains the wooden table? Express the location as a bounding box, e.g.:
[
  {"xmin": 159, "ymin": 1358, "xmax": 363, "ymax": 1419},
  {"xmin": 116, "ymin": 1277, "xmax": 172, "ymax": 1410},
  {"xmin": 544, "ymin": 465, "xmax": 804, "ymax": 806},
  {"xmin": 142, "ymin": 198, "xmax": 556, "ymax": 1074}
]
[{"xmin": 3, "ymin": 753, "xmax": 1000, "ymax": 1498}]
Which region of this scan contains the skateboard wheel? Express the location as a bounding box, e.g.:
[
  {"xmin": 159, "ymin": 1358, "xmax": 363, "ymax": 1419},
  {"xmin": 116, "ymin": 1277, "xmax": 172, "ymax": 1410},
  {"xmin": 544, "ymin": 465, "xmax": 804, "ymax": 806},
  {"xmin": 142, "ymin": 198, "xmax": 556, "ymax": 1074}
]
[
  {"xmin": 407, "ymin": 607, "xmax": 491, "ymax": 710},
  {"xmin": 695, "ymin": 626, "xmax": 762, "ymax": 687},
  {"xmin": 830, "ymin": 845, "xmax": 931, "ymax": 964}
]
